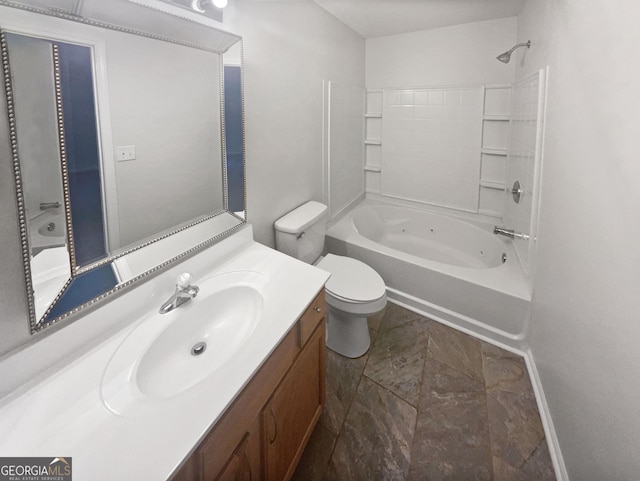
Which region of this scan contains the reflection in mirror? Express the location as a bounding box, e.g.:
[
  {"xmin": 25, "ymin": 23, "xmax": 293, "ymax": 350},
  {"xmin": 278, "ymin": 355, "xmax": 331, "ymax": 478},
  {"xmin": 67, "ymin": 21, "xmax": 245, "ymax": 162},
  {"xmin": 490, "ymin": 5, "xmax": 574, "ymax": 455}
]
[
  {"xmin": 45, "ymin": 264, "xmax": 117, "ymax": 324},
  {"xmin": 0, "ymin": 1, "xmax": 244, "ymax": 332},
  {"xmin": 102, "ymin": 30, "xmax": 224, "ymax": 251},
  {"xmin": 223, "ymin": 41, "xmax": 245, "ymax": 217},
  {"xmin": 4, "ymin": 32, "xmax": 76, "ymax": 320}
]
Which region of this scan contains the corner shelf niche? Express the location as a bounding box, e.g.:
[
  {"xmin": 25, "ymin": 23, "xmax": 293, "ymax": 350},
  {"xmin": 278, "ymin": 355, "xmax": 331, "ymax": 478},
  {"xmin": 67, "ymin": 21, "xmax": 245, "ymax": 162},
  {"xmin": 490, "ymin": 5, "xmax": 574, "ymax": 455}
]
[{"xmin": 479, "ymin": 85, "xmax": 511, "ymax": 217}]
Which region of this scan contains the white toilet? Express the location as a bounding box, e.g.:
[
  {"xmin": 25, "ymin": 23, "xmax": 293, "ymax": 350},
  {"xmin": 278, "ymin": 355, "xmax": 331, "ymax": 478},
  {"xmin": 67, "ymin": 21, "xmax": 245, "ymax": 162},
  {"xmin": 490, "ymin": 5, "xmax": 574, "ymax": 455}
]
[{"xmin": 274, "ymin": 201, "xmax": 387, "ymax": 358}]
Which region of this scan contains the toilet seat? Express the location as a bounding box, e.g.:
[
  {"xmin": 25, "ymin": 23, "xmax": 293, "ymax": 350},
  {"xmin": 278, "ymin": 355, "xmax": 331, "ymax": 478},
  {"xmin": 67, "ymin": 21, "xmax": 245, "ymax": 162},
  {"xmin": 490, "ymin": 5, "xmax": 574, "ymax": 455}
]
[
  {"xmin": 324, "ymin": 289, "xmax": 387, "ymax": 316},
  {"xmin": 316, "ymin": 254, "xmax": 386, "ymax": 312}
]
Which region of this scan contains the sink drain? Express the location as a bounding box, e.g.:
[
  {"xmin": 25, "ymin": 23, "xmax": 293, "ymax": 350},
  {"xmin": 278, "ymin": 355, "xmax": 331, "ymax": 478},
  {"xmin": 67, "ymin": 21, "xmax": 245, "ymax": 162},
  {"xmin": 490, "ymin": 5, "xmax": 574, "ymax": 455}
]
[{"xmin": 191, "ymin": 342, "xmax": 207, "ymax": 356}]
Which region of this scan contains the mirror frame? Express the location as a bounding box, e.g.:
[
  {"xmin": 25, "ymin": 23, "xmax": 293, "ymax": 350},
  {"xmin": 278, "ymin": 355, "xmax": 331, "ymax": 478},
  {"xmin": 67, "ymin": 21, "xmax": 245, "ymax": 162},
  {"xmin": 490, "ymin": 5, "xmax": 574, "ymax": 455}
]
[{"xmin": 0, "ymin": 0, "xmax": 246, "ymax": 333}]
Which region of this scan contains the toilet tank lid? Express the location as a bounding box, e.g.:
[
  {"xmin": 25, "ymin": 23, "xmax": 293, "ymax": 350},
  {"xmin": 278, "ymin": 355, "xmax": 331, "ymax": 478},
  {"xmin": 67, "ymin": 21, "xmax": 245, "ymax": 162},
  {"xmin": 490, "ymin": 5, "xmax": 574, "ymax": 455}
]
[{"xmin": 274, "ymin": 201, "xmax": 328, "ymax": 234}]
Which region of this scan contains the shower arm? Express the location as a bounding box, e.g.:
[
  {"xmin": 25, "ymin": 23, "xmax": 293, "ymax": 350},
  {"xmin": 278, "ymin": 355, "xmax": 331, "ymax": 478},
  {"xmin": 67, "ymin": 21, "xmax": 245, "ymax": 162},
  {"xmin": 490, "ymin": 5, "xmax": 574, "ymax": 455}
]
[
  {"xmin": 506, "ymin": 41, "xmax": 531, "ymax": 56},
  {"xmin": 496, "ymin": 40, "xmax": 531, "ymax": 63}
]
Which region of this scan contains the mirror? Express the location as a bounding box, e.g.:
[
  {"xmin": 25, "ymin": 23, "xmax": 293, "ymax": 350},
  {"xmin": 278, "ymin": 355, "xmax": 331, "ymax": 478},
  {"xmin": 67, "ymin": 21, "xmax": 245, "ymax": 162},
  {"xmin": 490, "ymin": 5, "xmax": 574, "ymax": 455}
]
[
  {"xmin": 0, "ymin": 0, "xmax": 245, "ymax": 332},
  {"xmin": 223, "ymin": 41, "xmax": 245, "ymax": 216}
]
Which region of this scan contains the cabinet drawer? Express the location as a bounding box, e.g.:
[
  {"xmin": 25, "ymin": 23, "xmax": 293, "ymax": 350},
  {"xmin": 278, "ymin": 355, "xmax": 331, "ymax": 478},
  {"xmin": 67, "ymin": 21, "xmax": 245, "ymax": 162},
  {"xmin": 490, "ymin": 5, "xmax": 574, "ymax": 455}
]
[{"xmin": 298, "ymin": 290, "xmax": 325, "ymax": 347}]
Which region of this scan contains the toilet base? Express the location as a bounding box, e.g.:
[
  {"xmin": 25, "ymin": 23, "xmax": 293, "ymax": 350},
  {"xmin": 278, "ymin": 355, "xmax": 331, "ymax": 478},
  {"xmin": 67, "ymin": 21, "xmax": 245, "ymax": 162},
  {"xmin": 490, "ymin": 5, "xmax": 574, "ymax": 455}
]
[{"xmin": 325, "ymin": 309, "xmax": 371, "ymax": 359}]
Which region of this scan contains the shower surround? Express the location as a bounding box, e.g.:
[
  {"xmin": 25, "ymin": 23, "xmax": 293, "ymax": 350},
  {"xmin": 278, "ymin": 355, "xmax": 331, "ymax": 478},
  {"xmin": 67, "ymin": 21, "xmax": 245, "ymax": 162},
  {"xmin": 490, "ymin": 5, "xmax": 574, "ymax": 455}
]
[{"xmin": 326, "ymin": 68, "xmax": 547, "ymax": 350}]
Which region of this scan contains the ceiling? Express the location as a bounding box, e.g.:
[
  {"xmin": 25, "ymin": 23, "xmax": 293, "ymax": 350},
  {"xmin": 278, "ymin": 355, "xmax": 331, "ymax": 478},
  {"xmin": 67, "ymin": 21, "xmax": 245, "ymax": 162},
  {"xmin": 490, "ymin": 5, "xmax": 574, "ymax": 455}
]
[{"xmin": 311, "ymin": 0, "xmax": 525, "ymax": 38}]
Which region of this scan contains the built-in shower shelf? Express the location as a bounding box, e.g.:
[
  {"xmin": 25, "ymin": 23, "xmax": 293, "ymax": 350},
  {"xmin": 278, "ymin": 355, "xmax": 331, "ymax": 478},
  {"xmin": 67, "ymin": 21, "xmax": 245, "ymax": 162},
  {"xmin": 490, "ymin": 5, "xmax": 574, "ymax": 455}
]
[
  {"xmin": 365, "ymin": 89, "xmax": 384, "ymax": 195},
  {"xmin": 480, "ymin": 180, "xmax": 506, "ymax": 190},
  {"xmin": 481, "ymin": 148, "xmax": 507, "ymax": 156},
  {"xmin": 483, "ymin": 115, "xmax": 509, "ymax": 121}
]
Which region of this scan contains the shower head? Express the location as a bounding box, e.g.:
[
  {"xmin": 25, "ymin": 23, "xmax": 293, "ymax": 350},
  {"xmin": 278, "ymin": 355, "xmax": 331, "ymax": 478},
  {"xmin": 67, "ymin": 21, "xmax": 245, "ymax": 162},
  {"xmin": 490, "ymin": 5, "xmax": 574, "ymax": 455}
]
[
  {"xmin": 496, "ymin": 40, "xmax": 531, "ymax": 64},
  {"xmin": 496, "ymin": 52, "xmax": 512, "ymax": 63}
]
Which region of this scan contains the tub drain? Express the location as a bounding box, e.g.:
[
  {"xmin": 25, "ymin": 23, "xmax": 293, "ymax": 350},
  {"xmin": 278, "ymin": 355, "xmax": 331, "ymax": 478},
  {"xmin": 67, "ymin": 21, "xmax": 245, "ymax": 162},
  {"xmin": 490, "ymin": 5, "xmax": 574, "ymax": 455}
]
[{"xmin": 191, "ymin": 342, "xmax": 207, "ymax": 356}]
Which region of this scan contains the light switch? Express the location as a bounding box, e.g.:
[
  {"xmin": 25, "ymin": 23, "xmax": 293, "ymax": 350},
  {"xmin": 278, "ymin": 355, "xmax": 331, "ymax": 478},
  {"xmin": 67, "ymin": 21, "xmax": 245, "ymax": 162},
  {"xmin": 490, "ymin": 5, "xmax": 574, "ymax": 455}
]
[{"xmin": 116, "ymin": 145, "xmax": 136, "ymax": 161}]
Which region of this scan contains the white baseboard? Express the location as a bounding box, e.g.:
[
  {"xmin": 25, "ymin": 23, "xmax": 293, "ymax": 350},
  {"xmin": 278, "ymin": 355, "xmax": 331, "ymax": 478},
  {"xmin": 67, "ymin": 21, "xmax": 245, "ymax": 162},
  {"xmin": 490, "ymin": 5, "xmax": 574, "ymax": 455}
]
[{"xmin": 522, "ymin": 348, "xmax": 570, "ymax": 481}]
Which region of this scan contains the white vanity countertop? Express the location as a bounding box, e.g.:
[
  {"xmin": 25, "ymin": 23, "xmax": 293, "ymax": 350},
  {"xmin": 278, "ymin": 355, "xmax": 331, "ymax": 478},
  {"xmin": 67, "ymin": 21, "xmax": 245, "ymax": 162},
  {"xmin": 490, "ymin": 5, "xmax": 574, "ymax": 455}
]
[{"xmin": 0, "ymin": 227, "xmax": 330, "ymax": 480}]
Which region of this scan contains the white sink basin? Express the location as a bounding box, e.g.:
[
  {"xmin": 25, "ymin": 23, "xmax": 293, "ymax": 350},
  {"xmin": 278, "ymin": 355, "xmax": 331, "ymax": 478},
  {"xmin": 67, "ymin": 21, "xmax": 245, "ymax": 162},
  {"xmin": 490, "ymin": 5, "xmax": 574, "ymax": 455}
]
[{"xmin": 101, "ymin": 270, "xmax": 271, "ymax": 417}]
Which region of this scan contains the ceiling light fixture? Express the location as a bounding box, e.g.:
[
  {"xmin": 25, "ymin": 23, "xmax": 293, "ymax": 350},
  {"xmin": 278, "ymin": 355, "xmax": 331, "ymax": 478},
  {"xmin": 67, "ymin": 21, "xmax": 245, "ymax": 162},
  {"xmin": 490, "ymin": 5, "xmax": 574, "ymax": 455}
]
[{"xmin": 192, "ymin": 0, "xmax": 227, "ymax": 12}]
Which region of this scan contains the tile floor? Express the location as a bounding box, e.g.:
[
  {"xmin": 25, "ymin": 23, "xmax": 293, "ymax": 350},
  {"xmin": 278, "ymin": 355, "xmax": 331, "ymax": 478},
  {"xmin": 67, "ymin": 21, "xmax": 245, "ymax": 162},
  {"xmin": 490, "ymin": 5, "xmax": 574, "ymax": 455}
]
[{"xmin": 292, "ymin": 303, "xmax": 556, "ymax": 481}]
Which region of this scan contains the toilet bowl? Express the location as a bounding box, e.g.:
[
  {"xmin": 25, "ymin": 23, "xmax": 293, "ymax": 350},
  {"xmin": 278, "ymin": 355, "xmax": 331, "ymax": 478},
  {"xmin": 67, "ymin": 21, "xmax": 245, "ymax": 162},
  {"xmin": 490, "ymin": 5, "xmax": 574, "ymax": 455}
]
[
  {"xmin": 316, "ymin": 254, "xmax": 386, "ymax": 358},
  {"xmin": 274, "ymin": 201, "xmax": 387, "ymax": 358}
]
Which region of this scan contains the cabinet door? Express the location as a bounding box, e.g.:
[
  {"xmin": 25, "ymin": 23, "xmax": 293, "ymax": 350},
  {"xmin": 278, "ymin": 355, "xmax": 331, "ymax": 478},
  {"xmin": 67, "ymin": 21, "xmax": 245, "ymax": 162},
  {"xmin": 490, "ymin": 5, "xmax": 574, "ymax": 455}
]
[
  {"xmin": 200, "ymin": 415, "xmax": 261, "ymax": 481},
  {"xmin": 264, "ymin": 322, "xmax": 325, "ymax": 481},
  {"xmin": 171, "ymin": 455, "xmax": 198, "ymax": 481}
]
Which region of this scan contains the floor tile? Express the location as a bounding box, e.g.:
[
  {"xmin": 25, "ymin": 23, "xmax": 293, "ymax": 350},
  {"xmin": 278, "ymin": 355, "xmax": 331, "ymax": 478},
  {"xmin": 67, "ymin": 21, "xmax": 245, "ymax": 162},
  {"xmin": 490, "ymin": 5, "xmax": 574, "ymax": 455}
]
[
  {"xmin": 482, "ymin": 339, "xmax": 552, "ymax": 475},
  {"xmin": 408, "ymin": 358, "xmax": 493, "ymax": 481},
  {"xmin": 481, "ymin": 340, "xmax": 522, "ymax": 360},
  {"xmin": 320, "ymin": 349, "xmax": 367, "ymax": 436},
  {"xmin": 482, "ymin": 342, "xmax": 533, "ymax": 397},
  {"xmin": 291, "ymin": 421, "xmax": 336, "ymax": 481},
  {"xmin": 520, "ymin": 438, "xmax": 556, "ymax": 481},
  {"xmin": 379, "ymin": 303, "xmax": 424, "ymax": 332},
  {"xmin": 326, "ymin": 376, "xmax": 416, "ymax": 481},
  {"xmin": 364, "ymin": 318, "xmax": 430, "ymax": 406},
  {"xmin": 298, "ymin": 303, "xmax": 556, "ymax": 481},
  {"xmin": 493, "ymin": 455, "xmax": 531, "ymax": 481},
  {"xmin": 427, "ymin": 321, "xmax": 485, "ymax": 384},
  {"xmin": 486, "ymin": 389, "xmax": 546, "ymax": 468}
]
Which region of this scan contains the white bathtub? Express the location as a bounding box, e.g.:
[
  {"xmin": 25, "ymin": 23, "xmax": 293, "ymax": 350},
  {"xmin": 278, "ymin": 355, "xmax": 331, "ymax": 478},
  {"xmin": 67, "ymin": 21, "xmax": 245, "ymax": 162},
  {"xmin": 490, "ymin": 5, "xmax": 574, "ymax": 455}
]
[{"xmin": 325, "ymin": 198, "xmax": 532, "ymax": 349}]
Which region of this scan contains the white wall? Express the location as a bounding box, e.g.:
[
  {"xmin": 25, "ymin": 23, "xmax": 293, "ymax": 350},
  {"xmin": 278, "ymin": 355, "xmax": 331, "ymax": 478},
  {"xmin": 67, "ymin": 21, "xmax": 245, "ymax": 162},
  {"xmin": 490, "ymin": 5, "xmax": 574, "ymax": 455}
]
[
  {"xmin": 517, "ymin": 1, "xmax": 640, "ymax": 479},
  {"xmin": 224, "ymin": 0, "xmax": 365, "ymax": 247},
  {"xmin": 328, "ymin": 82, "xmax": 364, "ymax": 218},
  {"xmin": 366, "ymin": 17, "xmax": 517, "ymax": 89}
]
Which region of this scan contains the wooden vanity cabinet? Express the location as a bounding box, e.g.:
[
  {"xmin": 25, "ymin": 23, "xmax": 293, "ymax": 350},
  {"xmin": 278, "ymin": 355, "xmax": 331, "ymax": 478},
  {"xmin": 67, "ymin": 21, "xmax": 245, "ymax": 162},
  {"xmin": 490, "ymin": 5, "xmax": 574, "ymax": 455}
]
[
  {"xmin": 213, "ymin": 416, "xmax": 262, "ymax": 481},
  {"xmin": 171, "ymin": 291, "xmax": 326, "ymax": 481},
  {"xmin": 263, "ymin": 323, "xmax": 325, "ymax": 481}
]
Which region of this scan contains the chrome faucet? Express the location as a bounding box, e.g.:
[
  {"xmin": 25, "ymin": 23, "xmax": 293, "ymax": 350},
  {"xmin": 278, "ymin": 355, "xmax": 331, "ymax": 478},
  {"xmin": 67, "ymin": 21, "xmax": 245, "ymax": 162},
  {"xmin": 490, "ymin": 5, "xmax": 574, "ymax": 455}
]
[
  {"xmin": 159, "ymin": 273, "xmax": 200, "ymax": 314},
  {"xmin": 493, "ymin": 226, "xmax": 530, "ymax": 241}
]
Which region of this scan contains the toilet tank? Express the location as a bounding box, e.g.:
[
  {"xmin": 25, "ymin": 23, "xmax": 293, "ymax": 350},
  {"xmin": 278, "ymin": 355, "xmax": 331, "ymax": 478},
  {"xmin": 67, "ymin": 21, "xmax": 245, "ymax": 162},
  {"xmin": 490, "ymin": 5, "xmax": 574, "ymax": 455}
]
[{"xmin": 274, "ymin": 201, "xmax": 328, "ymax": 264}]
